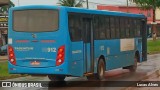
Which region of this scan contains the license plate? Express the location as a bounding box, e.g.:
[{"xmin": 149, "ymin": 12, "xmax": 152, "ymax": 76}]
[{"xmin": 31, "ymin": 61, "xmax": 40, "ymax": 66}]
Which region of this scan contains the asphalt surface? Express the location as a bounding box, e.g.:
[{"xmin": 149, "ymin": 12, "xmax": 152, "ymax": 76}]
[{"xmin": 1, "ymin": 54, "xmax": 160, "ymax": 90}]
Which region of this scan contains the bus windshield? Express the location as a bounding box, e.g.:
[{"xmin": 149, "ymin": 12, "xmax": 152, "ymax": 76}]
[{"xmin": 13, "ymin": 9, "xmax": 59, "ymax": 32}]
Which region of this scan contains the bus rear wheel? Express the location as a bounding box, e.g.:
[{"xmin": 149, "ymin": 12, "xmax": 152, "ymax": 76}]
[
  {"xmin": 96, "ymin": 58, "xmax": 105, "ymax": 80},
  {"xmin": 123, "ymin": 54, "xmax": 138, "ymax": 72},
  {"xmin": 48, "ymin": 75, "xmax": 65, "ymax": 81}
]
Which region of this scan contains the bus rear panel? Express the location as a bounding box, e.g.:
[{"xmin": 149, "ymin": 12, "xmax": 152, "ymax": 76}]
[{"xmin": 8, "ymin": 6, "xmax": 69, "ymax": 75}]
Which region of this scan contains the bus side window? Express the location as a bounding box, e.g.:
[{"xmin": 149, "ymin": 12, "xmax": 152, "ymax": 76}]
[
  {"xmin": 68, "ymin": 14, "xmax": 82, "ymax": 42},
  {"xmin": 115, "ymin": 17, "xmax": 120, "ymax": 38},
  {"xmin": 110, "ymin": 17, "xmax": 116, "ymax": 39},
  {"xmin": 125, "ymin": 18, "xmax": 130, "ymax": 38},
  {"xmin": 140, "ymin": 20, "xmax": 143, "ymax": 37},
  {"xmin": 120, "ymin": 17, "xmax": 125, "ymax": 38},
  {"xmin": 105, "ymin": 16, "xmax": 110, "ymax": 39},
  {"xmin": 69, "ymin": 16, "xmax": 74, "ymax": 40},
  {"xmin": 75, "ymin": 17, "xmax": 82, "ymax": 40},
  {"xmin": 133, "ymin": 20, "xmax": 137, "ymax": 37},
  {"xmin": 93, "ymin": 16, "xmax": 99, "ymax": 40},
  {"xmin": 136, "ymin": 19, "xmax": 141, "ymax": 37},
  {"xmin": 99, "ymin": 16, "xmax": 106, "ymax": 39},
  {"xmin": 129, "ymin": 19, "xmax": 134, "ymax": 38}
]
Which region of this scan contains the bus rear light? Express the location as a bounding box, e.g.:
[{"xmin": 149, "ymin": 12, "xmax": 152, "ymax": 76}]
[
  {"xmin": 58, "ymin": 59, "xmax": 62, "ymax": 63},
  {"xmin": 59, "ymin": 48, "xmax": 63, "ymax": 52},
  {"xmin": 58, "ymin": 54, "xmax": 63, "ymax": 58},
  {"xmin": 10, "ymin": 53, "xmax": 14, "ymax": 57},
  {"xmin": 10, "ymin": 59, "xmax": 15, "ymax": 62},
  {"xmin": 56, "ymin": 45, "xmax": 65, "ymax": 66},
  {"xmin": 8, "ymin": 46, "xmax": 16, "ymax": 65},
  {"xmin": 9, "ymin": 48, "xmax": 13, "ymax": 52}
]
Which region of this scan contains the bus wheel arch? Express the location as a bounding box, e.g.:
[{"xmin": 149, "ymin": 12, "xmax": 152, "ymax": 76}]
[
  {"xmin": 123, "ymin": 51, "xmax": 139, "ymax": 72},
  {"xmin": 98, "ymin": 55, "xmax": 106, "ymax": 67},
  {"xmin": 128, "ymin": 51, "xmax": 139, "ymax": 72}
]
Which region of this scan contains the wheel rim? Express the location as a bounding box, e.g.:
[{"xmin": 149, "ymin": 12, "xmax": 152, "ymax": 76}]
[
  {"xmin": 133, "ymin": 56, "xmax": 138, "ymax": 70},
  {"xmin": 99, "ymin": 64, "xmax": 104, "ymax": 78},
  {"xmin": 99, "ymin": 63, "xmax": 104, "ymax": 78}
]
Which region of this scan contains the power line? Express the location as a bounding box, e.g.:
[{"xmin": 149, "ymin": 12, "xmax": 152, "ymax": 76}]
[{"xmin": 82, "ymin": 0, "xmax": 135, "ymax": 6}]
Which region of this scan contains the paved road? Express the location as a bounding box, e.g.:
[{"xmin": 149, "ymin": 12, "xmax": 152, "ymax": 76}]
[{"xmin": 1, "ymin": 54, "xmax": 160, "ymax": 90}]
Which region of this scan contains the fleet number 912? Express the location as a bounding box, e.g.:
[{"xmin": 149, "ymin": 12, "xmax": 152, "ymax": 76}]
[{"xmin": 47, "ymin": 48, "xmax": 56, "ymax": 52}]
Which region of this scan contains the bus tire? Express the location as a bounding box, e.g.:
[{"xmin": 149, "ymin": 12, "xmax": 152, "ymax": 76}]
[
  {"xmin": 123, "ymin": 54, "xmax": 138, "ymax": 72},
  {"xmin": 96, "ymin": 58, "xmax": 105, "ymax": 80},
  {"xmin": 48, "ymin": 75, "xmax": 65, "ymax": 81},
  {"xmin": 86, "ymin": 75, "xmax": 95, "ymax": 81}
]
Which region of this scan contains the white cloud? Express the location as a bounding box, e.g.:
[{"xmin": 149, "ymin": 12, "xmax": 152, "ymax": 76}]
[{"xmin": 11, "ymin": 0, "xmax": 59, "ymax": 6}]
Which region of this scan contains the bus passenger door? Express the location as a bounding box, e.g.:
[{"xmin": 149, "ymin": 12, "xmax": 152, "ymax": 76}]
[{"xmin": 83, "ymin": 18, "xmax": 94, "ymax": 73}]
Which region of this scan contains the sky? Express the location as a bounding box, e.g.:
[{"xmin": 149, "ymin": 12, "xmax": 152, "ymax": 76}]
[{"xmin": 11, "ymin": 0, "xmax": 134, "ymax": 7}]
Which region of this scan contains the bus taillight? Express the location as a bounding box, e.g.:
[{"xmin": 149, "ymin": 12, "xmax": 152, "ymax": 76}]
[
  {"xmin": 8, "ymin": 46, "xmax": 16, "ymax": 65},
  {"xmin": 56, "ymin": 45, "xmax": 65, "ymax": 66}
]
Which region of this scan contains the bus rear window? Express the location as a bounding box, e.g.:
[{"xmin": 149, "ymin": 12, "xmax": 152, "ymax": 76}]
[{"xmin": 13, "ymin": 10, "xmax": 59, "ymax": 32}]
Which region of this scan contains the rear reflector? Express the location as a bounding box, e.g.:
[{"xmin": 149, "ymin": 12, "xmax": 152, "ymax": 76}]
[
  {"xmin": 41, "ymin": 40, "xmax": 55, "ymax": 43},
  {"xmin": 16, "ymin": 40, "xmax": 29, "ymax": 43},
  {"xmin": 32, "ymin": 40, "xmax": 39, "ymax": 42}
]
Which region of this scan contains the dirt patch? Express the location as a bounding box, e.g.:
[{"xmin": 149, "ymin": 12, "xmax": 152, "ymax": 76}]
[{"xmin": 0, "ymin": 74, "xmax": 28, "ymax": 80}]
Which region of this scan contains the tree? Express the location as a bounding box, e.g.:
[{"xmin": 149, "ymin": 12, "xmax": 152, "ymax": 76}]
[
  {"xmin": 130, "ymin": 0, "xmax": 160, "ymax": 40},
  {"xmin": 58, "ymin": 0, "xmax": 83, "ymax": 7},
  {"xmin": 0, "ymin": 0, "xmax": 15, "ymax": 14}
]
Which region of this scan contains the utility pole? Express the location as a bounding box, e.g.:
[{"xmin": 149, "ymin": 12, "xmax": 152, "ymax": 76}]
[
  {"xmin": 152, "ymin": 0, "xmax": 157, "ymax": 40},
  {"xmin": 18, "ymin": 0, "xmax": 19, "ymax": 6},
  {"xmin": 127, "ymin": 0, "xmax": 129, "ymax": 12},
  {"xmin": 86, "ymin": 0, "xmax": 89, "ymax": 9}
]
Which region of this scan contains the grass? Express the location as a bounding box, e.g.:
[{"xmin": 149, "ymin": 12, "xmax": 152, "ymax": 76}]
[
  {"xmin": 0, "ymin": 61, "xmax": 27, "ymax": 80},
  {"xmin": 147, "ymin": 40, "xmax": 160, "ymax": 54}
]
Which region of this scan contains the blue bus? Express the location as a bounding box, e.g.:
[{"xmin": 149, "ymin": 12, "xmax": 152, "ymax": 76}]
[{"xmin": 8, "ymin": 5, "xmax": 147, "ymax": 81}]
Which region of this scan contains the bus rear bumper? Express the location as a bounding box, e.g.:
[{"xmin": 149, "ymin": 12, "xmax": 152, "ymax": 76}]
[{"xmin": 8, "ymin": 62, "xmax": 69, "ymax": 75}]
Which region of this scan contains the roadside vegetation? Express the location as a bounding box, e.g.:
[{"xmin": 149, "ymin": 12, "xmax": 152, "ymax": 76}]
[
  {"xmin": 58, "ymin": 0, "xmax": 83, "ymax": 7},
  {"xmin": 0, "ymin": 0, "xmax": 14, "ymax": 13},
  {"xmin": 0, "ymin": 61, "xmax": 27, "ymax": 80},
  {"xmin": 147, "ymin": 40, "xmax": 160, "ymax": 54},
  {"xmin": 130, "ymin": 0, "xmax": 160, "ymax": 40}
]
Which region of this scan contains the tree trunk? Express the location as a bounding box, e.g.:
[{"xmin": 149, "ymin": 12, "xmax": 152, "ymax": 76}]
[
  {"xmin": 152, "ymin": 9, "xmax": 157, "ymax": 41},
  {"xmin": 86, "ymin": 0, "xmax": 89, "ymax": 9}
]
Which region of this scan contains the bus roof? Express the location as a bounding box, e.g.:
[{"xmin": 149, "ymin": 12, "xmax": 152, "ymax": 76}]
[{"xmin": 11, "ymin": 5, "xmax": 145, "ymax": 18}]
